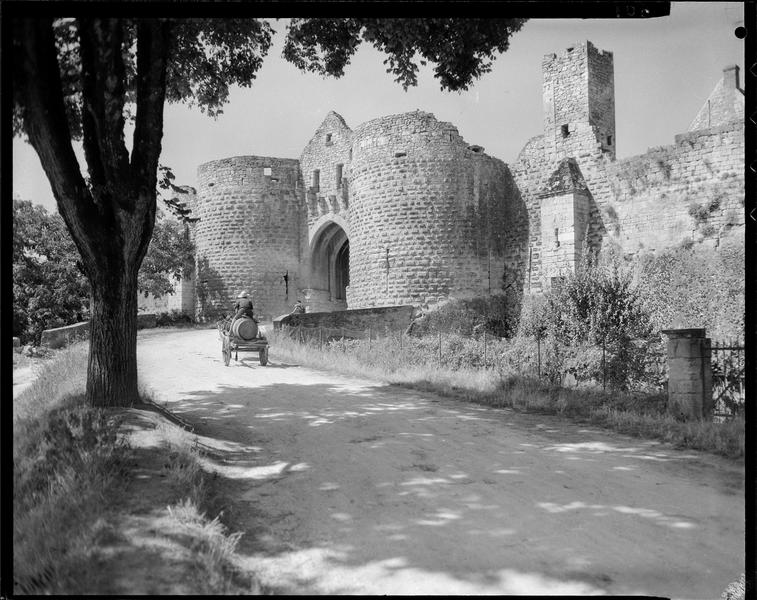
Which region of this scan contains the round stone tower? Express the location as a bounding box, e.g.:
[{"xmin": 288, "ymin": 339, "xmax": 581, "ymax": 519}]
[
  {"xmin": 347, "ymin": 111, "xmax": 509, "ymax": 308},
  {"xmin": 194, "ymin": 156, "xmax": 304, "ymax": 320}
]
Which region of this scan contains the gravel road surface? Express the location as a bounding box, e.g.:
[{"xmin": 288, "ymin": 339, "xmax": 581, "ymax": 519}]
[{"xmin": 137, "ymin": 328, "xmax": 744, "ymax": 597}]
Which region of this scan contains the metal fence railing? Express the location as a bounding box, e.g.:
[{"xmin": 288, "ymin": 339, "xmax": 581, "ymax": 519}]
[{"xmin": 711, "ymin": 339, "xmax": 745, "ymax": 419}]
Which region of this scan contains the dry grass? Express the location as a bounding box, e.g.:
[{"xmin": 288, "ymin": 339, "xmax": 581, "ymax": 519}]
[
  {"xmin": 721, "ymin": 573, "xmax": 746, "ymax": 600},
  {"xmin": 270, "ymin": 329, "xmax": 502, "ymax": 394},
  {"xmin": 13, "ymin": 399, "xmax": 129, "ymax": 594},
  {"xmin": 165, "ymin": 498, "xmax": 258, "ymax": 594},
  {"xmin": 13, "ymin": 342, "xmax": 88, "ymax": 423},
  {"xmin": 12, "ymin": 341, "xmax": 258, "ymax": 594}
]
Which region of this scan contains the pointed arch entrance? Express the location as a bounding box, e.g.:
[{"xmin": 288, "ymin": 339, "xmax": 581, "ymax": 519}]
[{"xmin": 310, "ymin": 220, "xmax": 350, "ymax": 305}]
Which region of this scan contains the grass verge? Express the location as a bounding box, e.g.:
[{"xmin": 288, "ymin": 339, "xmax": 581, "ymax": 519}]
[
  {"xmin": 12, "ymin": 341, "xmax": 258, "ymax": 594},
  {"xmin": 268, "ymin": 330, "xmax": 744, "ymax": 459}
]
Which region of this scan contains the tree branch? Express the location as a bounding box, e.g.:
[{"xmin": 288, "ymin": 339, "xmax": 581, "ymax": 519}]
[
  {"xmin": 15, "ymin": 18, "xmax": 105, "ymax": 274},
  {"xmin": 79, "ymin": 18, "xmax": 131, "ymax": 210},
  {"xmin": 129, "ymin": 19, "xmax": 171, "ymax": 266},
  {"xmin": 131, "ymin": 19, "xmax": 169, "ymax": 195}
]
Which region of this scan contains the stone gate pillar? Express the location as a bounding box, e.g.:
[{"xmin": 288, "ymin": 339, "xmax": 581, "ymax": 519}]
[{"xmin": 661, "ymin": 328, "xmax": 713, "ymax": 420}]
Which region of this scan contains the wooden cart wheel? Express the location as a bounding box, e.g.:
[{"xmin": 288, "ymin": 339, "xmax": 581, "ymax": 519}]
[
  {"xmin": 259, "ymin": 347, "xmax": 268, "ymax": 366},
  {"xmin": 222, "ymin": 337, "xmax": 231, "ymax": 366}
]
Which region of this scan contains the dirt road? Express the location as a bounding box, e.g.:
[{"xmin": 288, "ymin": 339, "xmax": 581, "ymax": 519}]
[{"xmin": 137, "ymin": 328, "xmax": 744, "ymax": 597}]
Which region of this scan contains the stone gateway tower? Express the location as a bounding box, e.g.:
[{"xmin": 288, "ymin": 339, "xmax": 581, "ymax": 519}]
[
  {"xmin": 193, "ymin": 157, "xmax": 304, "ymax": 319},
  {"xmin": 187, "ymin": 41, "xmax": 743, "ymax": 321}
]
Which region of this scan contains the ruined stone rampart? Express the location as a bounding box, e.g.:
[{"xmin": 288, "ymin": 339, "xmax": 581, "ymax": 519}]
[{"xmin": 601, "ymin": 122, "xmax": 744, "ymax": 253}]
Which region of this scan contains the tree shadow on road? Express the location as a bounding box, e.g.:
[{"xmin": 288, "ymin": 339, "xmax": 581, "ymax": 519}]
[{"xmin": 148, "ymin": 377, "xmax": 744, "ymax": 597}]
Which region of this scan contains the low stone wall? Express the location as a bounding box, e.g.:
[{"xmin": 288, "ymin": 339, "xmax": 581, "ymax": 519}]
[
  {"xmin": 41, "ymin": 322, "xmax": 91, "ymax": 349},
  {"xmin": 40, "ymin": 314, "xmax": 157, "ymax": 349},
  {"xmin": 137, "ymin": 313, "xmax": 157, "ymax": 330},
  {"xmin": 273, "ymin": 305, "xmax": 417, "ymax": 336}
]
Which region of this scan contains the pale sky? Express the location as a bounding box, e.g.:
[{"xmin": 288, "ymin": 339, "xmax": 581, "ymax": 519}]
[{"xmin": 13, "ymin": 3, "xmax": 744, "ymax": 213}]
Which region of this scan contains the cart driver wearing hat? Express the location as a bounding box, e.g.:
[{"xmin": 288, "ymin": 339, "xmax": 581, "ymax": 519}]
[{"xmin": 233, "ymin": 291, "xmax": 255, "ymax": 321}]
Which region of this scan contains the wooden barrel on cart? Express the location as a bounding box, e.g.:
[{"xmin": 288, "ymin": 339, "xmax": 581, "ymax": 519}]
[{"xmin": 231, "ymin": 317, "xmax": 258, "ymax": 340}]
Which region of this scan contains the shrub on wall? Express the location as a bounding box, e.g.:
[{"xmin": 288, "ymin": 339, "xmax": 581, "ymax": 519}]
[
  {"xmin": 515, "ymin": 250, "xmax": 655, "ymax": 390},
  {"xmin": 687, "ymin": 201, "xmax": 711, "ymax": 223},
  {"xmin": 637, "ymin": 240, "xmax": 744, "ymax": 340},
  {"xmin": 544, "ymin": 250, "xmax": 652, "ymax": 347},
  {"xmin": 687, "ymin": 195, "xmax": 722, "ymax": 226}
]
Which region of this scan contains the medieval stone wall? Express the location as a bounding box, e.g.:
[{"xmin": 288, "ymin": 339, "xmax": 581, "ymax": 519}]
[
  {"xmin": 347, "ymin": 111, "xmax": 513, "ymax": 308},
  {"xmin": 194, "ymin": 156, "xmax": 304, "ymax": 321},
  {"xmin": 275, "ymin": 305, "xmax": 416, "ymax": 335},
  {"xmin": 511, "ymin": 135, "xmax": 552, "ymax": 292},
  {"xmin": 601, "ymin": 122, "xmax": 744, "ymax": 254},
  {"xmin": 188, "ymin": 39, "xmax": 743, "ymax": 320},
  {"xmin": 300, "ymin": 111, "xmax": 353, "ymax": 232},
  {"xmin": 512, "ymin": 121, "xmax": 744, "ymax": 292},
  {"xmin": 510, "ymin": 41, "xmax": 744, "ymax": 293}
]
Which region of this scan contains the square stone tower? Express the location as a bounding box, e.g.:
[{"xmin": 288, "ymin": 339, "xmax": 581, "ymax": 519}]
[
  {"xmin": 542, "ymin": 41, "xmax": 615, "ymax": 160},
  {"xmin": 537, "ymin": 158, "xmax": 592, "ymax": 287}
]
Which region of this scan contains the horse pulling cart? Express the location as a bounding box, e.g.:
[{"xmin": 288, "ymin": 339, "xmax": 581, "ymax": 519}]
[{"xmin": 217, "ymin": 316, "xmax": 269, "ymax": 366}]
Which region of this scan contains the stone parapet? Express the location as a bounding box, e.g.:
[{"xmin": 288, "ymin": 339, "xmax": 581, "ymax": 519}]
[
  {"xmin": 274, "ymin": 305, "xmax": 416, "ymax": 335},
  {"xmin": 40, "ymin": 322, "xmax": 90, "ymax": 349}
]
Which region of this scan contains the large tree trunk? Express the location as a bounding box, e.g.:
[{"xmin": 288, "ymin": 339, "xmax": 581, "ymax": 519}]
[
  {"xmin": 15, "ymin": 18, "xmax": 169, "ymax": 407},
  {"xmin": 87, "ymin": 267, "xmax": 141, "ymax": 405}
]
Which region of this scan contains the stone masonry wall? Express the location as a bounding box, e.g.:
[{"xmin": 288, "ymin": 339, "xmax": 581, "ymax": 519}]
[
  {"xmin": 274, "ymin": 305, "xmax": 416, "ymax": 336},
  {"xmin": 543, "ymin": 41, "xmax": 615, "ymax": 160},
  {"xmin": 511, "ymin": 136, "xmax": 555, "ymax": 293},
  {"xmin": 513, "ymin": 122, "xmax": 744, "ymax": 291},
  {"xmin": 347, "ymin": 111, "xmax": 513, "ymax": 308},
  {"xmin": 539, "ymin": 190, "xmax": 590, "ymax": 282},
  {"xmin": 512, "ymin": 40, "xmax": 743, "ymax": 292},
  {"xmin": 602, "ymin": 123, "xmax": 744, "ymax": 253},
  {"xmin": 195, "ymin": 156, "xmax": 305, "ymax": 321},
  {"xmin": 574, "ymin": 122, "xmax": 744, "ymax": 257},
  {"xmin": 189, "ymin": 39, "xmax": 743, "ymax": 320},
  {"xmin": 300, "ymin": 111, "xmax": 354, "ymax": 234}
]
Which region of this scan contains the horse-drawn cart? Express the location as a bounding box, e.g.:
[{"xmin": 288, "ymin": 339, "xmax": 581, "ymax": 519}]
[{"xmin": 217, "ymin": 316, "xmax": 269, "ymax": 366}]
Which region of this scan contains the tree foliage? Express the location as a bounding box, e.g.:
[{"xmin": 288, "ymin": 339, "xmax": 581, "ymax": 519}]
[
  {"xmin": 13, "ymin": 198, "xmax": 195, "ymax": 344},
  {"xmin": 544, "ymin": 252, "xmax": 652, "ymax": 347},
  {"xmin": 13, "ymin": 199, "xmax": 90, "ymax": 344},
  {"xmin": 137, "ymin": 209, "xmax": 195, "ymax": 299},
  {"xmin": 14, "ymin": 18, "xmax": 274, "ymax": 141},
  {"xmin": 637, "ymin": 239, "xmax": 744, "ymax": 340},
  {"xmin": 283, "ymin": 18, "xmax": 527, "ymax": 91},
  {"xmin": 517, "ymin": 251, "xmax": 654, "ymax": 390}
]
